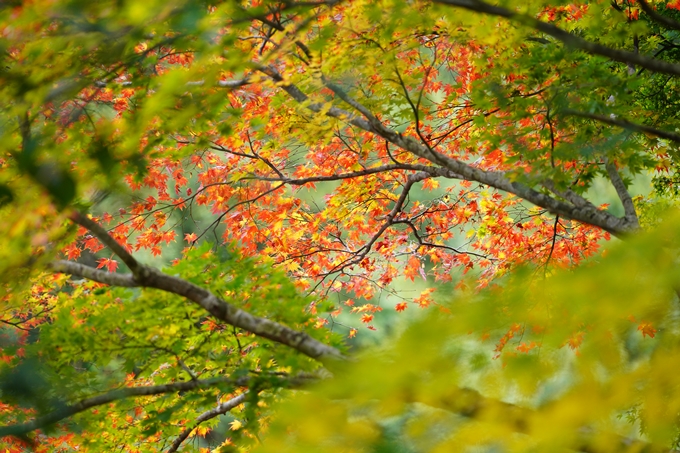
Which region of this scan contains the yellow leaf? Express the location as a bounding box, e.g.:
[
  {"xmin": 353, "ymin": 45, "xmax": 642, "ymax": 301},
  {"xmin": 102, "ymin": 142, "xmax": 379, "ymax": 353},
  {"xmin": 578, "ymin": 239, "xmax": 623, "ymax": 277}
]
[{"xmin": 229, "ymin": 420, "xmax": 242, "ymax": 431}]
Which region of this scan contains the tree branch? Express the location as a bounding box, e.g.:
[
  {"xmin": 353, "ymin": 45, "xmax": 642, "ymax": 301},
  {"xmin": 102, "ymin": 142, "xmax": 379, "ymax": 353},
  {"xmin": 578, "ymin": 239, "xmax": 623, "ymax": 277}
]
[
  {"xmin": 186, "ymin": 78, "xmax": 251, "ymax": 88},
  {"xmin": 637, "ymin": 0, "xmax": 680, "ymax": 32},
  {"xmin": 605, "ymin": 158, "xmax": 640, "ymax": 228},
  {"xmin": 542, "ymin": 180, "xmax": 599, "ymax": 210},
  {"xmin": 433, "ymin": 0, "xmax": 680, "ymax": 77},
  {"xmin": 251, "ymin": 163, "xmax": 423, "ymax": 185},
  {"xmin": 0, "ymin": 372, "xmax": 317, "ymax": 441},
  {"xmin": 562, "ymin": 109, "xmax": 680, "ymax": 143},
  {"xmin": 311, "ymin": 171, "xmax": 430, "ymax": 278},
  {"xmin": 0, "ymin": 376, "xmax": 234, "ymax": 440},
  {"xmin": 166, "ymin": 392, "xmax": 249, "ymax": 453},
  {"xmin": 70, "ymin": 211, "xmax": 141, "ymax": 274},
  {"xmin": 261, "ymin": 66, "xmax": 636, "ymax": 236},
  {"xmin": 49, "ymin": 260, "xmax": 138, "ymax": 287},
  {"xmin": 57, "ymin": 214, "xmax": 345, "ymax": 363}
]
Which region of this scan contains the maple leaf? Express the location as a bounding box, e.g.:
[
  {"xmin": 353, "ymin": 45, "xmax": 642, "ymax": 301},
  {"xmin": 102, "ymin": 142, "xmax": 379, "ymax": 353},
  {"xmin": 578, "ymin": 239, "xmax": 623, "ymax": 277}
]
[
  {"xmin": 360, "ymin": 314, "xmax": 374, "ymax": 324},
  {"xmin": 516, "ymin": 342, "xmax": 538, "ymax": 353},
  {"xmin": 422, "ymin": 178, "xmax": 440, "ymax": 191},
  {"xmin": 638, "ymin": 321, "xmax": 657, "ymax": 338},
  {"xmin": 96, "ymin": 258, "xmax": 119, "ymax": 273},
  {"xmin": 565, "ymin": 331, "xmax": 586, "ymax": 351},
  {"xmin": 414, "ymin": 288, "xmax": 435, "ymax": 308},
  {"xmin": 352, "ymin": 303, "xmax": 382, "ymax": 314},
  {"xmin": 285, "ymin": 260, "xmax": 301, "ymax": 272},
  {"xmin": 161, "ymin": 230, "xmax": 176, "ymax": 244},
  {"xmin": 3, "ymin": 0, "xmax": 675, "ymax": 450},
  {"xmin": 83, "ymin": 236, "xmax": 104, "ymax": 253},
  {"xmin": 229, "ymin": 420, "xmax": 242, "ymax": 431},
  {"xmin": 404, "ymin": 256, "xmax": 421, "ymax": 282},
  {"xmin": 113, "ymin": 98, "xmax": 128, "ymax": 111},
  {"xmin": 64, "ymin": 243, "xmax": 81, "ymax": 260}
]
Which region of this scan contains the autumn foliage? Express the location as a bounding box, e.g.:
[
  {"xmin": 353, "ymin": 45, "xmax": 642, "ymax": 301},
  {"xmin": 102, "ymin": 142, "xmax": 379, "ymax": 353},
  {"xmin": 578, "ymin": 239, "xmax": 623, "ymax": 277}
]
[{"xmin": 0, "ymin": 0, "xmax": 679, "ymax": 451}]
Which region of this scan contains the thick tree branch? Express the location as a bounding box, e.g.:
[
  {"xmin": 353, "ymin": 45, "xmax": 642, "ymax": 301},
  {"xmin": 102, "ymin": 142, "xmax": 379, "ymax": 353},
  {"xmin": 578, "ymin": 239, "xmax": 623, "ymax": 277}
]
[
  {"xmin": 58, "ymin": 214, "xmax": 344, "ymax": 363},
  {"xmin": 186, "ymin": 78, "xmax": 251, "ymax": 88},
  {"xmin": 261, "ymin": 67, "xmax": 636, "ymax": 236},
  {"xmin": 322, "ymin": 78, "xmax": 382, "ymax": 123},
  {"xmin": 433, "ymin": 0, "xmax": 680, "ymax": 77},
  {"xmin": 49, "ymin": 260, "xmax": 138, "ymax": 287},
  {"xmin": 166, "ymin": 392, "xmax": 249, "ymax": 453},
  {"xmin": 257, "ymin": 65, "xmax": 370, "ymax": 128},
  {"xmin": 542, "ymin": 180, "xmax": 599, "ymax": 211}
]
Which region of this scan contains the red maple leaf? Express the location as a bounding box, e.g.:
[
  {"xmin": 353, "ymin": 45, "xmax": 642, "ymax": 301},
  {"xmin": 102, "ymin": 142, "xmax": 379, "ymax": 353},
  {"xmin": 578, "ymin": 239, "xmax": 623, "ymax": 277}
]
[
  {"xmin": 96, "ymin": 258, "xmax": 119, "ymax": 273},
  {"xmin": 64, "ymin": 243, "xmax": 81, "ymax": 260}
]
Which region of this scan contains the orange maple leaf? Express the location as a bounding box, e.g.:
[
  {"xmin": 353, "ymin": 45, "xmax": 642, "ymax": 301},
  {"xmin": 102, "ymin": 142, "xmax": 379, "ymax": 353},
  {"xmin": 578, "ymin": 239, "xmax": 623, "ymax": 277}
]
[
  {"xmin": 404, "ymin": 255, "xmax": 421, "ymax": 282},
  {"xmin": 414, "ymin": 288, "xmax": 435, "ymax": 308},
  {"xmin": 161, "ymin": 230, "xmax": 176, "ymax": 244},
  {"xmin": 638, "ymin": 321, "xmax": 657, "ymax": 339},
  {"xmin": 516, "ymin": 341, "xmax": 538, "ymax": 353},
  {"xmin": 565, "ymin": 331, "xmax": 585, "ymax": 351}
]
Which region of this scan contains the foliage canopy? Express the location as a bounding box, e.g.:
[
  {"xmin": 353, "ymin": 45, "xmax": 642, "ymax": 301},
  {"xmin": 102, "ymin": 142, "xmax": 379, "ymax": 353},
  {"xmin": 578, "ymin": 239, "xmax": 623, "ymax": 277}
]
[{"xmin": 2, "ymin": 0, "xmax": 680, "ymax": 451}]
